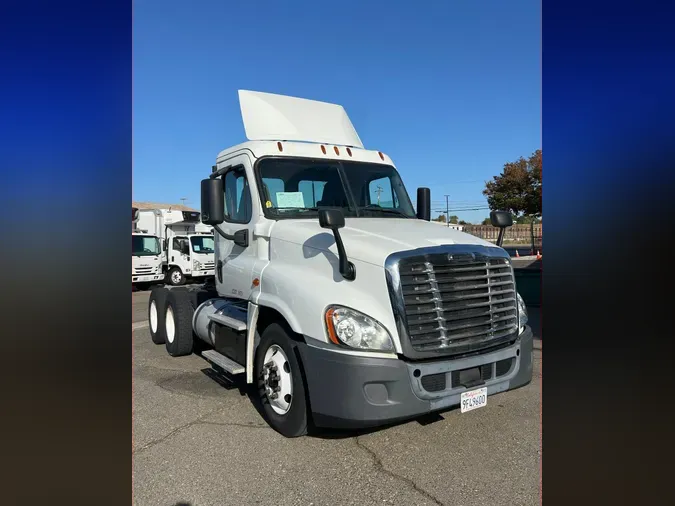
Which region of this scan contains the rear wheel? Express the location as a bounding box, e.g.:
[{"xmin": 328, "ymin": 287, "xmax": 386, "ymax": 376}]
[
  {"xmin": 148, "ymin": 287, "xmax": 168, "ymax": 344},
  {"xmin": 254, "ymin": 323, "xmax": 308, "ymax": 438},
  {"xmin": 164, "ymin": 289, "xmax": 194, "ymax": 357}
]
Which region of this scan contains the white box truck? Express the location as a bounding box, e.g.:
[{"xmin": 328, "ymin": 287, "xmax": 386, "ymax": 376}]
[
  {"xmin": 136, "ymin": 208, "xmax": 215, "ymax": 285},
  {"xmin": 132, "ymin": 207, "xmax": 164, "ymax": 288},
  {"xmin": 147, "ymin": 91, "xmax": 533, "ymax": 437}
]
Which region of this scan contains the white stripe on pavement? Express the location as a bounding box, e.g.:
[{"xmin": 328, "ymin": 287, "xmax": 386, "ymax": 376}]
[{"xmin": 133, "ymin": 321, "xmax": 149, "ymax": 330}]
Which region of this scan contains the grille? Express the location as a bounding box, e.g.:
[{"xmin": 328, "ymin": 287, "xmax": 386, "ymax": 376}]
[
  {"xmin": 495, "ymin": 358, "xmax": 514, "ymax": 377},
  {"xmin": 203, "ymin": 261, "xmax": 215, "ymax": 270},
  {"xmin": 421, "ymin": 373, "xmax": 446, "ymax": 392},
  {"xmin": 397, "ymin": 252, "xmax": 518, "ymax": 356},
  {"xmin": 419, "ymin": 359, "xmax": 516, "ymax": 393},
  {"xmin": 133, "ymin": 267, "xmax": 154, "ymax": 275}
]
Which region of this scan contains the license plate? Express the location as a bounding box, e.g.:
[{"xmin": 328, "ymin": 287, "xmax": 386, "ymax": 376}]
[{"xmin": 460, "ymin": 387, "xmax": 488, "ymax": 413}]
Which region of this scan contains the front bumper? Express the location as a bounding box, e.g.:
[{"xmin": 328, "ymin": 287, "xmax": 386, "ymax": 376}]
[
  {"xmin": 190, "ymin": 270, "xmax": 214, "ymax": 278},
  {"xmin": 297, "ymin": 326, "xmax": 534, "ymax": 429},
  {"xmin": 132, "ymin": 274, "xmax": 163, "ymax": 283}
]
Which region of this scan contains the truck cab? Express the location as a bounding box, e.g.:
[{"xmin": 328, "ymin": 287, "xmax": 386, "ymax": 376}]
[
  {"xmin": 136, "ymin": 208, "xmax": 216, "ymax": 285},
  {"xmin": 161, "ymin": 211, "xmax": 216, "ymax": 285},
  {"xmin": 132, "ymin": 207, "xmax": 164, "ymax": 288},
  {"xmin": 148, "ymin": 91, "xmax": 533, "ymax": 437}
]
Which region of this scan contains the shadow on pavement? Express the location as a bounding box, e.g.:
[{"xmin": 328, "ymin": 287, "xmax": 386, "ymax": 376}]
[{"xmin": 527, "ymin": 306, "xmax": 542, "ymax": 343}]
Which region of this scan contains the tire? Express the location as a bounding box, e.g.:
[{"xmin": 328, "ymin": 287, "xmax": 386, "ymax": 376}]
[
  {"xmin": 164, "ymin": 289, "xmax": 195, "ymax": 357},
  {"xmin": 254, "ymin": 323, "xmax": 308, "ymax": 438},
  {"xmin": 148, "ymin": 286, "xmax": 168, "ymax": 344},
  {"xmin": 167, "ymin": 267, "xmax": 185, "ymax": 286}
]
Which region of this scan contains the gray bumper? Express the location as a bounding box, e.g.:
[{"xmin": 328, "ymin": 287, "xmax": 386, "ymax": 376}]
[{"xmin": 297, "ymin": 326, "xmax": 534, "ymax": 429}]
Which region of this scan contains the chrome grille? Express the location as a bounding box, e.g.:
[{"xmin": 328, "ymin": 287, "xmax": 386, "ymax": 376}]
[
  {"xmin": 387, "ymin": 247, "xmax": 518, "ymax": 358},
  {"xmin": 133, "ymin": 267, "xmax": 154, "ymax": 275}
]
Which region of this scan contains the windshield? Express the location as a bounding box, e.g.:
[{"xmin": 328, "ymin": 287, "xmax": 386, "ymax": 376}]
[
  {"xmin": 190, "ymin": 235, "xmax": 215, "ymax": 254},
  {"xmin": 257, "ymin": 158, "xmax": 416, "ymax": 219},
  {"xmin": 132, "ymin": 235, "xmax": 160, "ymax": 256}
]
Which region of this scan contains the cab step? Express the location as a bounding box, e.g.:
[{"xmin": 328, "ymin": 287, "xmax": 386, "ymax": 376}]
[
  {"xmin": 201, "ymin": 349, "xmax": 245, "ymax": 375},
  {"xmin": 207, "ymin": 312, "xmax": 247, "ymax": 332}
]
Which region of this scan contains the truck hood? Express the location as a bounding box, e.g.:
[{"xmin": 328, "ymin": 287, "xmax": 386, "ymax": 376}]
[{"xmin": 270, "ymin": 218, "xmax": 501, "ymax": 267}]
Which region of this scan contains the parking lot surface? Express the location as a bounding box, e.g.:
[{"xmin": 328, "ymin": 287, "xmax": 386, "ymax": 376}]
[{"xmin": 133, "ymin": 290, "xmax": 541, "ymax": 506}]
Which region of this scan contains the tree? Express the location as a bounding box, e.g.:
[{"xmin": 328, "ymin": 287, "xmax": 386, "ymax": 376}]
[
  {"xmin": 449, "ymin": 215, "xmax": 459, "ymax": 224},
  {"xmin": 481, "ymin": 217, "xmax": 492, "ymax": 225},
  {"xmin": 515, "ymin": 215, "xmax": 541, "ymax": 225},
  {"xmin": 458, "ymin": 220, "xmax": 468, "ymax": 225},
  {"xmin": 483, "ymin": 149, "xmax": 541, "ymax": 218},
  {"xmin": 434, "ymin": 214, "xmax": 446, "ymax": 223}
]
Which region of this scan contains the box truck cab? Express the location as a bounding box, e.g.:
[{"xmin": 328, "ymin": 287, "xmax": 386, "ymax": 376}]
[
  {"xmin": 136, "ymin": 208, "xmax": 215, "ymax": 285},
  {"xmin": 132, "ymin": 207, "xmax": 164, "ymax": 288},
  {"xmin": 147, "ymin": 91, "xmax": 533, "ymax": 437}
]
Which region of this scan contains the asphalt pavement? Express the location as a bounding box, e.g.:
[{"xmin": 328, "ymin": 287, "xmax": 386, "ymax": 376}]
[{"xmin": 132, "ymin": 290, "xmax": 542, "ymax": 506}]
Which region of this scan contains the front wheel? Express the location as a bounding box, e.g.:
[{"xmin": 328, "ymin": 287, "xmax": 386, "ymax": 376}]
[
  {"xmin": 254, "ymin": 323, "xmax": 308, "ymax": 438},
  {"xmin": 166, "ymin": 267, "xmax": 185, "ymax": 286}
]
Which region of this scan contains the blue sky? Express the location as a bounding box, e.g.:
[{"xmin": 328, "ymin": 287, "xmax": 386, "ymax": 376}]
[{"xmin": 133, "ymin": 0, "xmax": 540, "ymax": 224}]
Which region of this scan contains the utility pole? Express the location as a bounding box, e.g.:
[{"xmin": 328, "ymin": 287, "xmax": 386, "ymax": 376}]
[
  {"xmin": 180, "ymin": 197, "xmax": 187, "ymax": 208},
  {"xmin": 444, "ymin": 195, "xmax": 450, "ymax": 227},
  {"xmin": 376, "ymin": 185, "xmax": 383, "ymax": 206}
]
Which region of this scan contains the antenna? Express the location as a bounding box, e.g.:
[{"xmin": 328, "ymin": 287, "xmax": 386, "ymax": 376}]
[{"xmin": 180, "ymin": 197, "xmax": 188, "ymax": 208}]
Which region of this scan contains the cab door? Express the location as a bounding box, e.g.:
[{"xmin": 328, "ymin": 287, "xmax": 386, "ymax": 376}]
[
  {"xmin": 216, "ymin": 153, "xmax": 259, "ymax": 300},
  {"xmin": 171, "ymin": 236, "xmax": 191, "ymax": 273}
]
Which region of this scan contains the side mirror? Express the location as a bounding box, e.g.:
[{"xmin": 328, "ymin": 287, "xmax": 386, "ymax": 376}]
[
  {"xmin": 490, "ymin": 210, "xmax": 513, "ymax": 228},
  {"xmin": 318, "ymin": 209, "xmax": 355, "ymax": 281},
  {"xmin": 318, "ymin": 209, "xmax": 345, "ymax": 230},
  {"xmin": 490, "ymin": 211, "xmax": 513, "ymax": 247},
  {"xmin": 201, "ymin": 178, "xmax": 224, "ymax": 225},
  {"xmin": 416, "ymin": 187, "xmax": 431, "ymax": 221}
]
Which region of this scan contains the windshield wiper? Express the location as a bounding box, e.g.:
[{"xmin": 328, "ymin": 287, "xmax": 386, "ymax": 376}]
[
  {"xmin": 358, "ymin": 206, "xmax": 411, "ymax": 218},
  {"xmin": 276, "ymin": 207, "xmax": 319, "ymax": 212}
]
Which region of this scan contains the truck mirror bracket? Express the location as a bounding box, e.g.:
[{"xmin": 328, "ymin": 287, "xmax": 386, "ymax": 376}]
[
  {"xmin": 318, "ymin": 209, "xmax": 355, "ymax": 281},
  {"xmin": 331, "ymin": 228, "xmax": 356, "ymax": 281},
  {"xmin": 214, "ymin": 225, "xmax": 249, "ymax": 248}
]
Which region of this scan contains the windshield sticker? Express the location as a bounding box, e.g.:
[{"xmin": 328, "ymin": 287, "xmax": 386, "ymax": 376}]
[{"xmin": 276, "ymin": 192, "xmax": 305, "ymax": 208}]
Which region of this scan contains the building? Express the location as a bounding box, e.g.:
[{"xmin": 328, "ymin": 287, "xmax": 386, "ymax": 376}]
[
  {"xmin": 132, "ymin": 201, "xmax": 198, "ymax": 212},
  {"xmin": 431, "ymin": 220, "xmax": 464, "ymax": 232}
]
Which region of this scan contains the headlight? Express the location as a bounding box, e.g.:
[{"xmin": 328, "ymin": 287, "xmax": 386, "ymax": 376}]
[
  {"xmin": 193, "ymin": 260, "xmax": 201, "ymax": 270},
  {"xmin": 325, "ymin": 306, "xmax": 394, "ymax": 351},
  {"xmin": 517, "ymin": 293, "xmax": 528, "ymax": 333}
]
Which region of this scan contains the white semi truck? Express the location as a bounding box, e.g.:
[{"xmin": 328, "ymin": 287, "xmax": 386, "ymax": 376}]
[
  {"xmin": 136, "ymin": 208, "xmax": 215, "ymax": 285},
  {"xmin": 132, "ymin": 207, "xmax": 164, "ymax": 288},
  {"xmin": 147, "ymin": 91, "xmax": 533, "ymax": 437}
]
